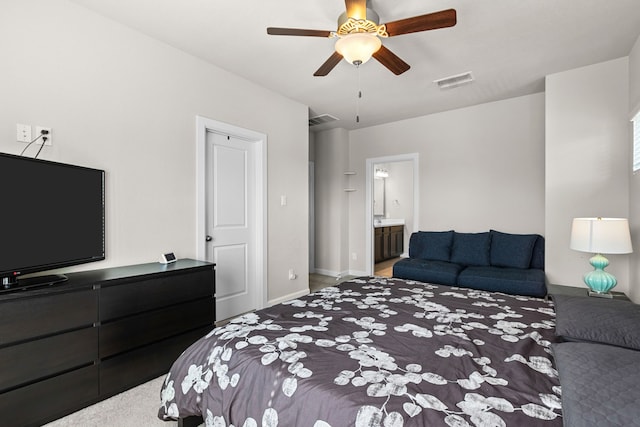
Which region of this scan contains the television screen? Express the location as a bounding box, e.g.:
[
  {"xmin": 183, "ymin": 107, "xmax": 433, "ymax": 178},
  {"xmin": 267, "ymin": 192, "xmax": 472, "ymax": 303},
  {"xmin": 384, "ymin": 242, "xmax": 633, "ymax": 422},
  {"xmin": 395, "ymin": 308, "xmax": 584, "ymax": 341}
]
[{"xmin": 0, "ymin": 153, "xmax": 105, "ymax": 288}]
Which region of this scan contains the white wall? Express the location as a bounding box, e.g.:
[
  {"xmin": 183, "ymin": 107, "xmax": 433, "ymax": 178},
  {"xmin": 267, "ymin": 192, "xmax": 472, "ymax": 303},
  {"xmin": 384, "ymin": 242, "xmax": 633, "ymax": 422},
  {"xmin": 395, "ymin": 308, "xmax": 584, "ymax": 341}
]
[
  {"xmin": 0, "ymin": 0, "xmax": 309, "ymax": 303},
  {"xmin": 628, "ymin": 35, "xmax": 640, "ymax": 302},
  {"xmin": 344, "ymin": 93, "xmax": 546, "ymax": 274},
  {"xmin": 545, "ymin": 57, "xmax": 631, "ymax": 293},
  {"xmin": 313, "ymin": 128, "xmax": 350, "ymax": 276},
  {"xmin": 630, "ymin": 35, "xmax": 640, "ymax": 114}
]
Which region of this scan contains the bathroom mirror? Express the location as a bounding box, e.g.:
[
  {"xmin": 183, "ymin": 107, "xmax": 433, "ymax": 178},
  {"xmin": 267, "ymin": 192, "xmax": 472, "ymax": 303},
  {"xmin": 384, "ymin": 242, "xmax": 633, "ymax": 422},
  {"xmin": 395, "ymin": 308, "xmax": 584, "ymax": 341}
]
[{"xmin": 373, "ymin": 165, "xmax": 386, "ymax": 216}]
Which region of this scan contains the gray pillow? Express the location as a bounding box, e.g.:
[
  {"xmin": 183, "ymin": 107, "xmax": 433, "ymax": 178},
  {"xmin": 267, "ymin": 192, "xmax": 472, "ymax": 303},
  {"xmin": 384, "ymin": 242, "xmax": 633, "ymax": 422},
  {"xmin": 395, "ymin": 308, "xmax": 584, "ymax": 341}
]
[
  {"xmin": 553, "ymin": 294, "xmax": 640, "ymax": 350},
  {"xmin": 553, "ymin": 342, "xmax": 640, "ymax": 427}
]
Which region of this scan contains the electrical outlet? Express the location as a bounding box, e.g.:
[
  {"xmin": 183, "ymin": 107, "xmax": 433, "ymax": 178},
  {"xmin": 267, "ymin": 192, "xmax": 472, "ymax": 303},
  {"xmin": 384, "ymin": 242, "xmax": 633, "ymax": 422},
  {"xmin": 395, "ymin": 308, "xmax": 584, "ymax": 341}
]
[
  {"xmin": 35, "ymin": 126, "xmax": 52, "ymax": 146},
  {"xmin": 352, "ymin": 252, "xmax": 357, "ymax": 260},
  {"xmin": 288, "ymin": 269, "xmax": 297, "ymax": 280},
  {"xmin": 17, "ymin": 124, "xmax": 31, "ymax": 143}
]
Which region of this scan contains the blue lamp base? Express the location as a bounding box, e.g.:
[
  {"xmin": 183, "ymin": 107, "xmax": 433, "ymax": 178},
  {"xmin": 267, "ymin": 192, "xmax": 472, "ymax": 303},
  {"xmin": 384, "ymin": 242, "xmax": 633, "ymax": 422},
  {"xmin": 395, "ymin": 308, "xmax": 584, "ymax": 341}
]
[{"xmin": 583, "ymin": 253, "xmax": 616, "ymax": 298}]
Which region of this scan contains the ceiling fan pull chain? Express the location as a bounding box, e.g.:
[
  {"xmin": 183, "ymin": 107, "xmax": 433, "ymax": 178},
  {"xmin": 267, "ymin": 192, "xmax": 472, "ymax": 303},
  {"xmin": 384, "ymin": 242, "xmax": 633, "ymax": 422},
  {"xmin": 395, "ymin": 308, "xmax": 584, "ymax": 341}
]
[{"xmin": 356, "ymin": 63, "xmax": 362, "ymax": 123}]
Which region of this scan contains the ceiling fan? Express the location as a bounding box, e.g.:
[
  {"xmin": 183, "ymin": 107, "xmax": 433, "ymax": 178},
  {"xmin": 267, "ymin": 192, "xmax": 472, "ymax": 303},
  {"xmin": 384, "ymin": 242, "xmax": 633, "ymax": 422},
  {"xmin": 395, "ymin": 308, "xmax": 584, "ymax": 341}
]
[{"xmin": 267, "ymin": 0, "xmax": 456, "ymax": 76}]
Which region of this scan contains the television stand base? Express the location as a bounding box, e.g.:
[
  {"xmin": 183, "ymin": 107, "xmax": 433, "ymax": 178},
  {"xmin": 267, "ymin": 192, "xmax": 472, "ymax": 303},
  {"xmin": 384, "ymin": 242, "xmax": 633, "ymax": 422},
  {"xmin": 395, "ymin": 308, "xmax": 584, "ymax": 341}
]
[{"xmin": 0, "ymin": 274, "xmax": 68, "ymax": 294}]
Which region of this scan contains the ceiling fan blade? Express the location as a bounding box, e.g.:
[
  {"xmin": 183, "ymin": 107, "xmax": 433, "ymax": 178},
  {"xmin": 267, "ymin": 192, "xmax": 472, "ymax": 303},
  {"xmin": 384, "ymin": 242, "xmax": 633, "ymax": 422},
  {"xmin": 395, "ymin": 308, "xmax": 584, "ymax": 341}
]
[
  {"xmin": 314, "ymin": 52, "xmax": 344, "ymax": 76},
  {"xmin": 267, "ymin": 27, "xmax": 332, "ymax": 37},
  {"xmin": 345, "ymin": 0, "xmax": 367, "ymax": 20},
  {"xmin": 384, "ymin": 9, "xmax": 457, "ymax": 36},
  {"xmin": 372, "ymin": 45, "xmax": 410, "ymax": 75}
]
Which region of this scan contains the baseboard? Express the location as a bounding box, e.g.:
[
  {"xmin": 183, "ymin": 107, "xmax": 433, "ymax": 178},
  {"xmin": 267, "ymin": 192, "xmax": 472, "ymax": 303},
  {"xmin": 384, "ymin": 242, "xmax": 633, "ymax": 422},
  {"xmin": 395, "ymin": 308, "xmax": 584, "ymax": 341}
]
[
  {"xmin": 315, "ymin": 268, "xmax": 374, "ymax": 278},
  {"xmin": 267, "ymin": 288, "xmax": 310, "ymax": 306},
  {"xmin": 348, "ymin": 270, "xmax": 368, "ymax": 277},
  {"xmin": 313, "ymin": 268, "xmax": 344, "ymax": 278}
]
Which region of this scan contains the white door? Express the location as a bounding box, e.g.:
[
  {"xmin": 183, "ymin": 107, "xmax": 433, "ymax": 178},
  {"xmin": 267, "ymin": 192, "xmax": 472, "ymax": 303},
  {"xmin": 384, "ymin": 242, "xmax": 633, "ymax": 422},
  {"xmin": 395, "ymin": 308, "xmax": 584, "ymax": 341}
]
[{"xmin": 205, "ymin": 131, "xmax": 257, "ymax": 321}]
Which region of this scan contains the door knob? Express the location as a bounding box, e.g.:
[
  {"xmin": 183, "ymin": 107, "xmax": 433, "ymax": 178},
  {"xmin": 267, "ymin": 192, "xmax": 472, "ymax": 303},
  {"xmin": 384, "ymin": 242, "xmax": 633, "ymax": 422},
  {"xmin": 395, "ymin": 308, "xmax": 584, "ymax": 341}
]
[{"xmin": 206, "ymin": 235, "xmax": 213, "ymax": 242}]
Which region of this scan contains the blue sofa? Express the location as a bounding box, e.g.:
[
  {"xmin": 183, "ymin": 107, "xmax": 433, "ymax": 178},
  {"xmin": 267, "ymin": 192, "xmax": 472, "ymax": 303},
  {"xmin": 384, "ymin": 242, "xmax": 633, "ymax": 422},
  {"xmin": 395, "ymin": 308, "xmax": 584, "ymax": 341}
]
[{"xmin": 392, "ymin": 230, "xmax": 546, "ymax": 297}]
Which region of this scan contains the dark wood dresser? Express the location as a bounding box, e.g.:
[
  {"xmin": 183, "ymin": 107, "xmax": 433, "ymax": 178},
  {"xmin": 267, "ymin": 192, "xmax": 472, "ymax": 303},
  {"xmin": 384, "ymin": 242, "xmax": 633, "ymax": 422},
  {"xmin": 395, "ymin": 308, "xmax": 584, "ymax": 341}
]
[{"xmin": 0, "ymin": 259, "xmax": 215, "ymax": 427}]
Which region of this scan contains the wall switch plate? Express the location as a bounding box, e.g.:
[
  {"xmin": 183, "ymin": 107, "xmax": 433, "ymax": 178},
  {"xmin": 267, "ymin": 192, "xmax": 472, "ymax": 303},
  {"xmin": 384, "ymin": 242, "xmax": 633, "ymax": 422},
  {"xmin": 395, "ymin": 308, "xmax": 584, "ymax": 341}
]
[
  {"xmin": 35, "ymin": 126, "xmax": 52, "ymax": 146},
  {"xmin": 17, "ymin": 124, "xmax": 31, "ymax": 142}
]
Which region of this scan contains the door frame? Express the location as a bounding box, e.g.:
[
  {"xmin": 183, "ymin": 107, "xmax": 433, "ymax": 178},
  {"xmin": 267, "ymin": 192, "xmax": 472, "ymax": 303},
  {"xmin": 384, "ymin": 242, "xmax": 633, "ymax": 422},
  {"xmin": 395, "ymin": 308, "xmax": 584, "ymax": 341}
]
[
  {"xmin": 365, "ymin": 153, "xmax": 420, "ymax": 275},
  {"xmin": 195, "ymin": 115, "xmax": 267, "ymax": 311}
]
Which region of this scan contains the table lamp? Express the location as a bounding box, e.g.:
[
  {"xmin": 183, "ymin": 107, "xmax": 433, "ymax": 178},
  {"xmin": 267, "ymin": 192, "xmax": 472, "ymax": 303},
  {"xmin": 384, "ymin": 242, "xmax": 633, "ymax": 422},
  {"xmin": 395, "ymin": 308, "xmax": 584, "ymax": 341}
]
[{"xmin": 570, "ymin": 217, "xmax": 633, "ymax": 298}]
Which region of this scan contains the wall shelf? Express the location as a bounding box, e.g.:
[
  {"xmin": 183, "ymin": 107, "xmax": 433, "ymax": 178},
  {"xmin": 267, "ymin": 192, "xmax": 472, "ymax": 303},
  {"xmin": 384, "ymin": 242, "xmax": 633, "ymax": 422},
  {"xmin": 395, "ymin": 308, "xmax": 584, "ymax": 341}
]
[{"xmin": 344, "ymin": 171, "xmax": 356, "ymax": 192}]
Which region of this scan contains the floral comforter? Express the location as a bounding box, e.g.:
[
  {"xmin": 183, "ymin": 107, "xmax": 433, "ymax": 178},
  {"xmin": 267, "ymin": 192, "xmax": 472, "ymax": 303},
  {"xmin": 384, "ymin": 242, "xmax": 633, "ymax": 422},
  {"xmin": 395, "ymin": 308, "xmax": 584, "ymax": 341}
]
[{"xmin": 159, "ymin": 277, "xmax": 562, "ymax": 427}]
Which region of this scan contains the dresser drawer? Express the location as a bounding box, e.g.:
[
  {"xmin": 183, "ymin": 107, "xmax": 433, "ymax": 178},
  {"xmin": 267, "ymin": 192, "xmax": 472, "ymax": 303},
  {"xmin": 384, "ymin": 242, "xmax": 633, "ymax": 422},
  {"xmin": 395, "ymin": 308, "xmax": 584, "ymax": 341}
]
[
  {"xmin": 99, "ymin": 269, "xmax": 214, "ymax": 321},
  {"xmin": 100, "ymin": 326, "xmax": 210, "ymax": 397},
  {"xmin": 0, "ymin": 327, "xmax": 98, "ymax": 392},
  {"xmin": 0, "ymin": 289, "xmax": 97, "ymax": 346},
  {"xmin": 0, "ymin": 364, "xmax": 99, "ymax": 427},
  {"xmin": 100, "ymin": 297, "xmax": 214, "ymax": 358}
]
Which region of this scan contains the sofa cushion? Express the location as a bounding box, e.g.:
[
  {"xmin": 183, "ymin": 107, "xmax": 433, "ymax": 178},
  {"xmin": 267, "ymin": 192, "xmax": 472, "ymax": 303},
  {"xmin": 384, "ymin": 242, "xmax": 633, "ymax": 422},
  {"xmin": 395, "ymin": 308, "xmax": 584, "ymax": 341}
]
[
  {"xmin": 450, "ymin": 232, "xmax": 491, "ymax": 266},
  {"xmin": 530, "ymin": 235, "xmax": 545, "ymax": 270},
  {"xmin": 457, "ymin": 266, "xmax": 546, "ymax": 297},
  {"xmin": 552, "ymin": 294, "xmax": 640, "ymax": 350},
  {"xmin": 408, "ymin": 231, "xmax": 453, "ymax": 262},
  {"xmin": 552, "ymin": 342, "xmax": 640, "ymax": 427},
  {"xmin": 489, "ymin": 230, "xmax": 538, "ymax": 269},
  {"xmin": 392, "ymin": 258, "xmax": 463, "ymax": 286}
]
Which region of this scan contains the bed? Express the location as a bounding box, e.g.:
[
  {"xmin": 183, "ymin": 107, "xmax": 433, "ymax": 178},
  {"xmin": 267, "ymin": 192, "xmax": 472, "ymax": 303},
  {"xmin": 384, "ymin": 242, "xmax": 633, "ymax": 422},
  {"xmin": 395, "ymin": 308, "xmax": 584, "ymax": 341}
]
[{"xmin": 158, "ymin": 276, "xmax": 561, "ymax": 426}]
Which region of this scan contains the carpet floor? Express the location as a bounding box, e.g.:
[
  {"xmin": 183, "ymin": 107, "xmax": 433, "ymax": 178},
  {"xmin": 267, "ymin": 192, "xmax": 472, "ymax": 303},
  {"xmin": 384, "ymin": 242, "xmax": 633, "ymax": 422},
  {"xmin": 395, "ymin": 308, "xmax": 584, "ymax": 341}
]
[{"xmin": 44, "ymin": 376, "xmax": 182, "ymax": 427}]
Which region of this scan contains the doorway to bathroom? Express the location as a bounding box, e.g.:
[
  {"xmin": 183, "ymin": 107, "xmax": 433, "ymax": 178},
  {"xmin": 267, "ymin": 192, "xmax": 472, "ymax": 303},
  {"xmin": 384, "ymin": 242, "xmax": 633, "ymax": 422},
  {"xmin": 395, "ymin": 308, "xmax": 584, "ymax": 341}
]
[{"xmin": 365, "ymin": 153, "xmax": 419, "ymax": 276}]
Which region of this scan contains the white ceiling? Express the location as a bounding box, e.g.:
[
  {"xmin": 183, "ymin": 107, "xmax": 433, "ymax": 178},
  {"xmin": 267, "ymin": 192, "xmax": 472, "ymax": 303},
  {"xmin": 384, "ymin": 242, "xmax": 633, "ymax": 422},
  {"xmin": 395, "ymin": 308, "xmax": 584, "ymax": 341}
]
[{"xmin": 70, "ymin": 0, "xmax": 640, "ymax": 131}]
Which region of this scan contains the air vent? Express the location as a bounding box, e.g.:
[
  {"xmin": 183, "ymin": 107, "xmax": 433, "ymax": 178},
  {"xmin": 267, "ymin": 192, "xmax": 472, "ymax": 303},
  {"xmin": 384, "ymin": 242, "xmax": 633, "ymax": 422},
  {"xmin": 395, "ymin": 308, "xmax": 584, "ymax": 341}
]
[
  {"xmin": 309, "ymin": 114, "xmax": 339, "ymax": 127},
  {"xmin": 434, "ymin": 71, "xmax": 474, "ymax": 89}
]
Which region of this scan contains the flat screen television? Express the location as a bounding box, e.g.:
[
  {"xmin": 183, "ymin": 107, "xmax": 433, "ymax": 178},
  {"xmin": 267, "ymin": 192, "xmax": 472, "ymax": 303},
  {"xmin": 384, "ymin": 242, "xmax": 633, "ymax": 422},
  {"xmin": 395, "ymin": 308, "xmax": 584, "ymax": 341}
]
[{"xmin": 0, "ymin": 152, "xmax": 105, "ymax": 292}]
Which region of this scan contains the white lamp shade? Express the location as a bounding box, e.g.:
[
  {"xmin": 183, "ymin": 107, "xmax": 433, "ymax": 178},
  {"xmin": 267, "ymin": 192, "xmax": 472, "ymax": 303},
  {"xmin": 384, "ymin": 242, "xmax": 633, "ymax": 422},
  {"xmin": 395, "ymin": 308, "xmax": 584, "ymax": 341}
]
[
  {"xmin": 570, "ymin": 217, "xmax": 633, "ymax": 254},
  {"xmin": 335, "ymin": 33, "xmax": 382, "ymax": 65}
]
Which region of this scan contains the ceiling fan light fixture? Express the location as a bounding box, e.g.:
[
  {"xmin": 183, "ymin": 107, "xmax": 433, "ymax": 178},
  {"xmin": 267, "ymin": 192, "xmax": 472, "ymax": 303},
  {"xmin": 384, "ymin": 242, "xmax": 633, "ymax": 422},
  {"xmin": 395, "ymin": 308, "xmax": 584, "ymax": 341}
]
[{"xmin": 335, "ymin": 33, "xmax": 382, "ymax": 65}]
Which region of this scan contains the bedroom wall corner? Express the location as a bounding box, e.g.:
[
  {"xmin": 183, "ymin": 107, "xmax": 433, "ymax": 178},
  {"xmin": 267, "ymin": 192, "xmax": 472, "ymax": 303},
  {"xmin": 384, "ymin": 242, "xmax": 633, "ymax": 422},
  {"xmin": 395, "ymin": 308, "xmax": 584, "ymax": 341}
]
[
  {"xmin": 545, "ymin": 57, "xmax": 631, "ymax": 294},
  {"xmin": 0, "ymin": 0, "xmax": 309, "ymax": 304},
  {"xmin": 346, "ymin": 94, "xmax": 545, "ymax": 274},
  {"xmin": 313, "ymin": 127, "xmax": 350, "ymax": 277},
  {"xmin": 627, "ymin": 34, "xmax": 640, "ymax": 303}
]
